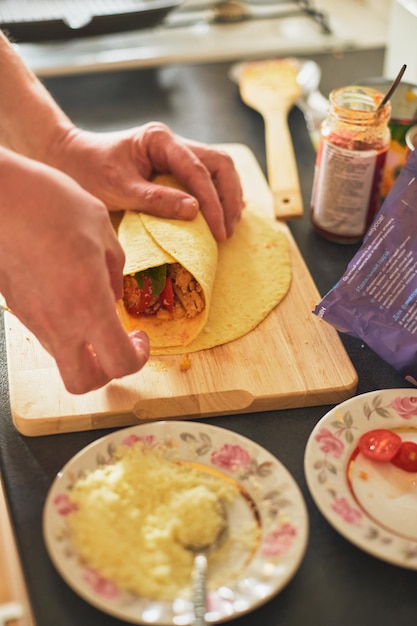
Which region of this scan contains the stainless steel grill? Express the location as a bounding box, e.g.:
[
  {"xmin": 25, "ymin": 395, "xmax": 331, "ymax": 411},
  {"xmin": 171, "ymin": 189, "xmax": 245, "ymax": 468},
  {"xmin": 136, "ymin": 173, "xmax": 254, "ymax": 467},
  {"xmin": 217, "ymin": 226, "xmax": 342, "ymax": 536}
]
[{"xmin": 0, "ymin": 0, "xmax": 331, "ymax": 42}]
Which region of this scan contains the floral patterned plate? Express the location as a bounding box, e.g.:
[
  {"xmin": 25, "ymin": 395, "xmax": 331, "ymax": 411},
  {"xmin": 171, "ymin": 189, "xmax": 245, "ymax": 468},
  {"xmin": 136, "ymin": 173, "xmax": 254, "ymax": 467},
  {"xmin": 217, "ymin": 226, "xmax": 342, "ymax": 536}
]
[
  {"xmin": 304, "ymin": 389, "xmax": 417, "ymax": 568},
  {"xmin": 43, "ymin": 421, "xmax": 308, "ymax": 624}
]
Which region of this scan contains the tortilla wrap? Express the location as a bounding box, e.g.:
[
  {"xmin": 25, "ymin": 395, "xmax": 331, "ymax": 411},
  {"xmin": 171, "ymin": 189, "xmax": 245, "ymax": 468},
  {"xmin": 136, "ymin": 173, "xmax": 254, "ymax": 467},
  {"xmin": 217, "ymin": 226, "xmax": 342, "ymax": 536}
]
[
  {"xmin": 117, "ymin": 203, "xmax": 217, "ymax": 348},
  {"xmin": 117, "ymin": 175, "xmax": 292, "ymax": 354}
]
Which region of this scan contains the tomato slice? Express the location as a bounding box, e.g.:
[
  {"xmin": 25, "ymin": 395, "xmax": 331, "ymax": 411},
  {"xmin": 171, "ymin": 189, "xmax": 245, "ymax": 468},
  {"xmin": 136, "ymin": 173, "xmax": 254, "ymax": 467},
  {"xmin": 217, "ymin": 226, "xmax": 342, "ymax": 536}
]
[
  {"xmin": 391, "ymin": 441, "xmax": 417, "ymax": 473},
  {"xmin": 160, "ymin": 276, "xmax": 174, "ymax": 311},
  {"xmin": 358, "ymin": 429, "xmax": 402, "ymax": 462}
]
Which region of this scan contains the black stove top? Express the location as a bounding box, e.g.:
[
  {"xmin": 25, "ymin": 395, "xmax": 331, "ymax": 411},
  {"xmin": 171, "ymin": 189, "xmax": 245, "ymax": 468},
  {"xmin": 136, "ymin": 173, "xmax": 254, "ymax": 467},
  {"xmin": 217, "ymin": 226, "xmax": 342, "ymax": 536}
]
[{"xmin": 0, "ymin": 0, "xmax": 182, "ymax": 42}]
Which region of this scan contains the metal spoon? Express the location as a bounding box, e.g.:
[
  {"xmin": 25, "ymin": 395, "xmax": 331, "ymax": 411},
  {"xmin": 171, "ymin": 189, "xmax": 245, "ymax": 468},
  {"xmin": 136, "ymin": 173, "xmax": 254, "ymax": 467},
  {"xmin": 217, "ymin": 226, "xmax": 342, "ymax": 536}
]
[
  {"xmin": 376, "ymin": 63, "xmax": 407, "ymax": 112},
  {"xmin": 177, "ymin": 500, "xmax": 228, "ymax": 626}
]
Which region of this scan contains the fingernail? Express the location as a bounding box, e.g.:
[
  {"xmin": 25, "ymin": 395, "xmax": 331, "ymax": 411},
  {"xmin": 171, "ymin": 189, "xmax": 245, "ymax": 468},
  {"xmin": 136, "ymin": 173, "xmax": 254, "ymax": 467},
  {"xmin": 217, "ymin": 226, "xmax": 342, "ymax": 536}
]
[
  {"xmin": 178, "ymin": 198, "xmax": 198, "ymax": 218},
  {"xmin": 129, "ymin": 330, "xmax": 150, "ymax": 354}
]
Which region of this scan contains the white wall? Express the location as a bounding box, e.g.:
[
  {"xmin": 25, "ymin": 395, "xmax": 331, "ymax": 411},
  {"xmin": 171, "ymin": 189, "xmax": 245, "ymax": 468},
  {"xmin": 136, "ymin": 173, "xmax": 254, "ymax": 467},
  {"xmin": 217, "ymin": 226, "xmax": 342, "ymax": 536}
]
[{"xmin": 384, "ymin": 0, "xmax": 417, "ymax": 83}]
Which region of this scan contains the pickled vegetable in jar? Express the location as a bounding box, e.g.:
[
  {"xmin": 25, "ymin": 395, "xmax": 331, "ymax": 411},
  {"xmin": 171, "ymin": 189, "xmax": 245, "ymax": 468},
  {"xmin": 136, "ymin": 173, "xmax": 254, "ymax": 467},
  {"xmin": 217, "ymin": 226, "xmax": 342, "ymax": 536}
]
[{"xmin": 310, "ymin": 85, "xmax": 391, "ymax": 244}]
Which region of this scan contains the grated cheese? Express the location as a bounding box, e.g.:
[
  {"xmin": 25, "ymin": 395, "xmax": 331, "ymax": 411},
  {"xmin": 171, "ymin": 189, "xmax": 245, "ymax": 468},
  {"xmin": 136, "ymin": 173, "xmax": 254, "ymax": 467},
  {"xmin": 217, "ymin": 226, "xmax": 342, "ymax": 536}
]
[{"xmin": 67, "ymin": 442, "xmax": 249, "ymax": 601}]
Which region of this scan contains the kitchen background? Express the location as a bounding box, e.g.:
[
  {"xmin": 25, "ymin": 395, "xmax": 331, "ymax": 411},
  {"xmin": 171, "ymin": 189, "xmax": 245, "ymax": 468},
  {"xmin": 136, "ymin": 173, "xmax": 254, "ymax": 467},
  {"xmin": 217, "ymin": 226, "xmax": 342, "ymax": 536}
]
[{"xmin": 1, "ymin": 0, "xmax": 412, "ymax": 82}]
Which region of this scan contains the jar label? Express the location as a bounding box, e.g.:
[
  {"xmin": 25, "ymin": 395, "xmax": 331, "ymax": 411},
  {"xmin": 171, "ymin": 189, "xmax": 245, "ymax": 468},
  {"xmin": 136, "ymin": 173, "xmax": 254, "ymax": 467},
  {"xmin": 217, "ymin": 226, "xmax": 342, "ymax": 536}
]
[{"xmin": 312, "ymin": 141, "xmax": 385, "ymax": 238}]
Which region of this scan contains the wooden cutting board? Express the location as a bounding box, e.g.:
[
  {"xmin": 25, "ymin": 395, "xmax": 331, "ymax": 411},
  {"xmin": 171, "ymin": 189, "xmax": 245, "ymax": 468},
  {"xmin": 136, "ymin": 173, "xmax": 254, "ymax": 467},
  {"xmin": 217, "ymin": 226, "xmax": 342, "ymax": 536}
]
[{"xmin": 4, "ymin": 144, "xmax": 357, "ymax": 437}]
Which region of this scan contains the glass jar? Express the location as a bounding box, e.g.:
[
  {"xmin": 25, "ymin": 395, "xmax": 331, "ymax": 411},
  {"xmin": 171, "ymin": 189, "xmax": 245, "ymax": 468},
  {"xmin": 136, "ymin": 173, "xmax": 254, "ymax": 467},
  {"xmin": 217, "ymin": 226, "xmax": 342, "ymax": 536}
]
[{"xmin": 310, "ymin": 85, "xmax": 391, "ymax": 244}]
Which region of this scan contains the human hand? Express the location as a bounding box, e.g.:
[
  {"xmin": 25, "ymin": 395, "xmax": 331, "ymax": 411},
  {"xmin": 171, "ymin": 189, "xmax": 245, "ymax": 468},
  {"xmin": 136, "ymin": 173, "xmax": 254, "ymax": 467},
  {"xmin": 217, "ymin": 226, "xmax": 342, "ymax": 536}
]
[
  {"xmin": 0, "ymin": 149, "xmax": 150, "ymax": 394},
  {"xmin": 48, "ymin": 122, "xmax": 244, "ymax": 242}
]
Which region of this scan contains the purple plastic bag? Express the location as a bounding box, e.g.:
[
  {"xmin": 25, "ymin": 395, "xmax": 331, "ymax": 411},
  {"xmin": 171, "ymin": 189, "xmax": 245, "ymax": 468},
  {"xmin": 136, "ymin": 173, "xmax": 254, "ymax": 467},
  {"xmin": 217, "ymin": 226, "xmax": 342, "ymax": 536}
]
[{"xmin": 314, "ymin": 148, "xmax": 417, "ymax": 385}]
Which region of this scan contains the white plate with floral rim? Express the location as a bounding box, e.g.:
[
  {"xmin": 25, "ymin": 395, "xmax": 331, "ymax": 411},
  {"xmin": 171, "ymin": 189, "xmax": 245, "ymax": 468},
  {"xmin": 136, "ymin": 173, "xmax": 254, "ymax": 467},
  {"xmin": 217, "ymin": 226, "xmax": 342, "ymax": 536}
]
[
  {"xmin": 43, "ymin": 420, "xmax": 308, "ymax": 625},
  {"xmin": 305, "ymin": 388, "xmax": 417, "ymax": 568}
]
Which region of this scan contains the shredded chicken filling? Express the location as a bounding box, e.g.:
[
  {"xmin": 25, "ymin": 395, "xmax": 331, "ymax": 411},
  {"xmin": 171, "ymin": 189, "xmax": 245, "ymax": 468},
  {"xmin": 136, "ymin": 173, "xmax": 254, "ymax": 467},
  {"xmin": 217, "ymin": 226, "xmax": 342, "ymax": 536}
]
[{"xmin": 123, "ymin": 263, "xmax": 205, "ymax": 319}]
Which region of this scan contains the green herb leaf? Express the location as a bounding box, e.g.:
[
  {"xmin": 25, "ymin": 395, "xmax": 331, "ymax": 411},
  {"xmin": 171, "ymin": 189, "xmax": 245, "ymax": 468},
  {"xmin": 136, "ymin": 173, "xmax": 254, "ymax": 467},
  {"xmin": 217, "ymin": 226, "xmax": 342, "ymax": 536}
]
[
  {"xmin": 134, "ymin": 272, "xmax": 145, "ymax": 289},
  {"xmin": 134, "ymin": 265, "xmax": 167, "ymax": 296}
]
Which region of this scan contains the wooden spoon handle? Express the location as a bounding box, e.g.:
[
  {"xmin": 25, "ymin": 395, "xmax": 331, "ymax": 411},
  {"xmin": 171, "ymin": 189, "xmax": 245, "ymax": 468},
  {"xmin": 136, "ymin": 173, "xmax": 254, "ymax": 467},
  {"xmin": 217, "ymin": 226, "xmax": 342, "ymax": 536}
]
[{"xmin": 263, "ymin": 107, "xmax": 303, "ymax": 220}]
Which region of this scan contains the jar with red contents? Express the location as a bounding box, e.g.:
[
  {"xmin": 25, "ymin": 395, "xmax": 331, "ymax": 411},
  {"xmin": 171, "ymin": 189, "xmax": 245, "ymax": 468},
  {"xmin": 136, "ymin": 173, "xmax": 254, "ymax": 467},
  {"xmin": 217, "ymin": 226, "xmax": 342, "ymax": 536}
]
[{"xmin": 310, "ymin": 85, "xmax": 391, "ymax": 243}]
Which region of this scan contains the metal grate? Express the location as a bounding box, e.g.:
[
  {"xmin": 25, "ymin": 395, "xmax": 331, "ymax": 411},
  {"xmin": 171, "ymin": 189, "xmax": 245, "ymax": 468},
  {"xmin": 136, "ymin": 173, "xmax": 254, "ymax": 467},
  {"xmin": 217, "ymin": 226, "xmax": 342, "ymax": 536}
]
[{"xmin": 0, "ymin": 0, "xmax": 181, "ymax": 41}]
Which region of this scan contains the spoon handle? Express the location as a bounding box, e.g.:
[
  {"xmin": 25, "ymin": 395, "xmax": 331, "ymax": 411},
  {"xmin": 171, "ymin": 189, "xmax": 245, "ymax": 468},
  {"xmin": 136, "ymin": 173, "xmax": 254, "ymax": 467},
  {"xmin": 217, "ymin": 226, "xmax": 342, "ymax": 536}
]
[{"xmin": 191, "ymin": 554, "xmax": 208, "ymax": 626}]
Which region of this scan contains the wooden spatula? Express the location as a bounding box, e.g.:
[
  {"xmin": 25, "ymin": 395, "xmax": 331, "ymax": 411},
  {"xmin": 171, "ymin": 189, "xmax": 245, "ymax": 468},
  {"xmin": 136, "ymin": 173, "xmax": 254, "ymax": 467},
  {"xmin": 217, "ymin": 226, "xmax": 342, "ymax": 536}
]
[{"xmin": 239, "ymin": 59, "xmax": 304, "ymax": 220}]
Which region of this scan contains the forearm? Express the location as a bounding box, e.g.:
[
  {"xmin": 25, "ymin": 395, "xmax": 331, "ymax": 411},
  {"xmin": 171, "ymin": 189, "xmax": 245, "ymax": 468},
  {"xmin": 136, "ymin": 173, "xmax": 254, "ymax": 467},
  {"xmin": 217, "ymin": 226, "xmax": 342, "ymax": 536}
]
[
  {"xmin": 0, "ymin": 31, "xmax": 73, "ymax": 161},
  {"xmin": 0, "ymin": 144, "xmax": 40, "ymax": 206}
]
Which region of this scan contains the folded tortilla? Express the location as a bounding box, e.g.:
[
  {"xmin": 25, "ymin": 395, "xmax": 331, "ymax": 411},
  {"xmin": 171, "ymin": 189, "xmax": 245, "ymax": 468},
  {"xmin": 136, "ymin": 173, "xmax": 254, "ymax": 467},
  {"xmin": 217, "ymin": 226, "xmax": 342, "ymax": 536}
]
[
  {"xmin": 117, "ymin": 175, "xmax": 292, "ymax": 355},
  {"xmin": 117, "ymin": 195, "xmax": 217, "ymax": 349}
]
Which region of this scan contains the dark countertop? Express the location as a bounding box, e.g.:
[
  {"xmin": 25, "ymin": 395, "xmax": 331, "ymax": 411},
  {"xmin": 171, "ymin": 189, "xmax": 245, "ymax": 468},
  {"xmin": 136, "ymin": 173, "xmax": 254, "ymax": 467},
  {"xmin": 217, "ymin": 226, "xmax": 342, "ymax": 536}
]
[{"xmin": 1, "ymin": 47, "xmax": 416, "ymax": 626}]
